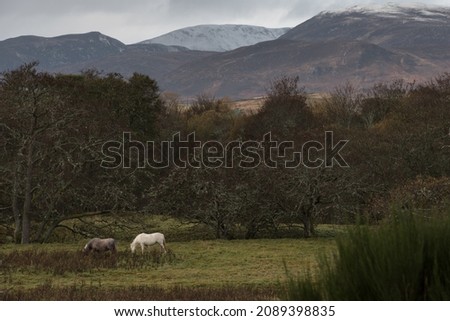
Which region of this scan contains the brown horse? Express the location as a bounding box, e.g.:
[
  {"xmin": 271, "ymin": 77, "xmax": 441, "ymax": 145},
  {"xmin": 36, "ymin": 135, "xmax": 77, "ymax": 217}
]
[{"xmin": 83, "ymin": 238, "xmax": 117, "ymax": 254}]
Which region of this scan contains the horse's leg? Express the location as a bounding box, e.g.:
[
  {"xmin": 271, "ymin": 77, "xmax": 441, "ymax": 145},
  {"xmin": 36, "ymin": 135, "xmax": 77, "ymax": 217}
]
[
  {"xmin": 160, "ymin": 242, "xmax": 167, "ymax": 253},
  {"xmin": 141, "ymin": 243, "xmax": 145, "ymax": 254}
]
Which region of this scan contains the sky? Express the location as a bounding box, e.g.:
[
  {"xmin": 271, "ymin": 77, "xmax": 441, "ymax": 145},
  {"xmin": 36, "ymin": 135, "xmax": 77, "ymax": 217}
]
[{"xmin": 1, "ymin": 0, "xmax": 450, "ymax": 44}]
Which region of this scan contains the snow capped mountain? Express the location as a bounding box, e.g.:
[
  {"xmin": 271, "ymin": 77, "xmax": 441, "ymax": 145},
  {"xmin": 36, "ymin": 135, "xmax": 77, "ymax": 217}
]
[
  {"xmin": 282, "ymin": 3, "xmax": 450, "ymax": 52},
  {"xmin": 139, "ymin": 24, "xmax": 290, "ymax": 52},
  {"xmin": 321, "ymin": 3, "xmax": 450, "ymax": 21}
]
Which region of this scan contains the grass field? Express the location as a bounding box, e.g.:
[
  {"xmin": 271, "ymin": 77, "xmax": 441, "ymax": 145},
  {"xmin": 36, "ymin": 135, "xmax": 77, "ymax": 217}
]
[{"xmin": 0, "ymin": 237, "xmax": 336, "ymax": 300}]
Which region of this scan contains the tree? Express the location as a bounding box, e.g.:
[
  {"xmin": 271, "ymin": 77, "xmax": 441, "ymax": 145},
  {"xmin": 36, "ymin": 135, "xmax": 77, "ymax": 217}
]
[
  {"xmin": 124, "ymin": 73, "xmax": 164, "ymax": 138},
  {"xmin": 186, "ymin": 96, "xmax": 237, "ymax": 141},
  {"xmin": 0, "ymin": 64, "xmax": 164, "ymax": 243},
  {"xmin": 324, "ymin": 82, "xmax": 363, "ymax": 129},
  {"xmin": 244, "ymin": 76, "xmax": 315, "ymax": 139},
  {"xmin": 360, "ymin": 79, "xmax": 413, "ymax": 128},
  {"xmin": 0, "ymin": 63, "xmax": 75, "ymax": 243},
  {"xmin": 150, "ymin": 167, "xmax": 240, "ymax": 239},
  {"xmin": 262, "ymin": 165, "xmax": 366, "ymax": 237}
]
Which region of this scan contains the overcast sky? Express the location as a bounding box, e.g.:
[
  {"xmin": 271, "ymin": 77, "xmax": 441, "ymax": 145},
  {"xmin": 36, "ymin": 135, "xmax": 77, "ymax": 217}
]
[{"xmin": 1, "ymin": 0, "xmax": 450, "ymax": 44}]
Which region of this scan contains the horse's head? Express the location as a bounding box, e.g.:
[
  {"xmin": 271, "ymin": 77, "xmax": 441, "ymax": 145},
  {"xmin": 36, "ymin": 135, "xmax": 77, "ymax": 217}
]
[{"xmin": 130, "ymin": 242, "xmax": 136, "ymax": 254}]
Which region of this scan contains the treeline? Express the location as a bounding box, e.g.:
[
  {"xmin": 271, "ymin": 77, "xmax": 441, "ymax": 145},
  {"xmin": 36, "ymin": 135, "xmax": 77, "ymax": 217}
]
[{"xmin": 0, "ymin": 64, "xmax": 449, "ymax": 243}]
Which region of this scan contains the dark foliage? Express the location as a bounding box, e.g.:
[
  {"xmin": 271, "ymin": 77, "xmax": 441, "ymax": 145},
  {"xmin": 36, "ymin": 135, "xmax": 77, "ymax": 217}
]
[{"xmin": 284, "ymin": 212, "xmax": 450, "ymax": 300}]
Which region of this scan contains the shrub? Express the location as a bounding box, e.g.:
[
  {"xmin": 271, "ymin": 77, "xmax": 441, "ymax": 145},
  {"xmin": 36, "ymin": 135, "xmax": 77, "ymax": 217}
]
[
  {"xmin": 368, "ymin": 176, "xmax": 450, "ymax": 222},
  {"xmin": 284, "ymin": 210, "xmax": 450, "ymax": 300}
]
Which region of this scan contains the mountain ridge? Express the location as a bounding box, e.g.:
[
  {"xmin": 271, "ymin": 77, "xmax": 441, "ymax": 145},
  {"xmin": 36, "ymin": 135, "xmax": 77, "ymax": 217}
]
[
  {"xmin": 0, "ymin": 31, "xmax": 126, "ymax": 72},
  {"xmin": 139, "ymin": 24, "xmax": 290, "ymax": 52}
]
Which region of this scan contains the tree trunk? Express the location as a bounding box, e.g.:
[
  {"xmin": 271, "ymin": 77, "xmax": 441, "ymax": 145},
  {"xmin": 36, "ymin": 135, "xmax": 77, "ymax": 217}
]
[
  {"xmin": 303, "ymin": 217, "xmax": 312, "ymax": 238},
  {"xmin": 301, "ymin": 209, "xmax": 317, "ymax": 238},
  {"xmin": 12, "ymin": 163, "xmax": 21, "ymax": 243},
  {"xmin": 302, "ymin": 214, "xmax": 317, "ymax": 238},
  {"xmin": 245, "ymin": 221, "xmax": 258, "ymax": 239},
  {"xmin": 21, "ymin": 139, "xmax": 34, "ymax": 244}
]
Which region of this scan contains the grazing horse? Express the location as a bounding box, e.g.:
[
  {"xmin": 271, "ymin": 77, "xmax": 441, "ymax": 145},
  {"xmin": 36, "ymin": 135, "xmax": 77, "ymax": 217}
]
[
  {"xmin": 83, "ymin": 238, "xmax": 116, "ymax": 255},
  {"xmin": 130, "ymin": 232, "xmax": 166, "ymax": 254}
]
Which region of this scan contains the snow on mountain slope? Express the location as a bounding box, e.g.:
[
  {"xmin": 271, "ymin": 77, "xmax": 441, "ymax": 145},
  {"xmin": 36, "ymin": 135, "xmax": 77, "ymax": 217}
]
[
  {"xmin": 323, "ymin": 3, "xmax": 450, "ymax": 19},
  {"xmin": 139, "ymin": 24, "xmax": 290, "ymax": 52},
  {"xmin": 281, "ymin": 3, "xmax": 450, "ymax": 52}
]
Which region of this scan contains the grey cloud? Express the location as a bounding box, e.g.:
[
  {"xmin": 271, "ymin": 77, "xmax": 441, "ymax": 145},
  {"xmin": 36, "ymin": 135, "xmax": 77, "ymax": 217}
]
[{"xmin": 0, "ymin": 0, "xmax": 156, "ymax": 15}]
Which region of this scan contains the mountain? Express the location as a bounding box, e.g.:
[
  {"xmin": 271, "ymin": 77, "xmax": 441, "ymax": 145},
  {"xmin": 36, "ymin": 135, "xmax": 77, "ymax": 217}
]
[
  {"xmin": 0, "ymin": 32, "xmax": 214, "ymax": 81},
  {"xmin": 161, "ymin": 4, "xmax": 450, "ymax": 97},
  {"xmin": 281, "ymin": 4, "xmax": 450, "ymax": 60},
  {"xmin": 139, "ymin": 24, "xmax": 290, "ymax": 52},
  {"xmin": 56, "ymin": 44, "xmax": 214, "ymax": 81},
  {"xmin": 0, "ymin": 32, "xmax": 126, "ymax": 72},
  {"xmin": 161, "ymin": 38, "xmax": 429, "ymax": 98}
]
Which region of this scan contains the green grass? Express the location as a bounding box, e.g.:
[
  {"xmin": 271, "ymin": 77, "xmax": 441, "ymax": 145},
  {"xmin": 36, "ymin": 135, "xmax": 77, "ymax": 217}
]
[
  {"xmin": 0, "ymin": 237, "xmax": 336, "ymax": 300},
  {"xmin": 39, "ymin": 214, "xmax": 217, "ymax": 243}
]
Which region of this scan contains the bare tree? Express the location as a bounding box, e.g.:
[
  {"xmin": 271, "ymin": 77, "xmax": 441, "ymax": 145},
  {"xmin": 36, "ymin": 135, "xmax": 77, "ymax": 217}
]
[
  {"xmin": 324, "ymin": 82, "xmax": 363, "ymax": 129},
  {"xmin": 0, "ymin": 63, "xmax": 76, "ymax": 243},
  {"xmin": 150, "ymin": 167, "xmax": 240, "ymax": 239},
  {"xmin": 0, "ymin": 64, "xmax": 163, "ymax": 243}
]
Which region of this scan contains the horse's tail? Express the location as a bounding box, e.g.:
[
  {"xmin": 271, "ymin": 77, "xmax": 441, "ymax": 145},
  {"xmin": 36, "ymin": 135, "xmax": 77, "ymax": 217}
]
[{"xmin": 111, "ymin": 239, "xmax": 117, "ymax": 253}]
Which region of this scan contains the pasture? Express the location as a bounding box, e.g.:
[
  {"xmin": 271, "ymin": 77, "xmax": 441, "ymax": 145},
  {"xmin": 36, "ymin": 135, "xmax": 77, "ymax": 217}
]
[{"xmin": 0, "ymin": 237, "xmax": 336, "ymax": 300}]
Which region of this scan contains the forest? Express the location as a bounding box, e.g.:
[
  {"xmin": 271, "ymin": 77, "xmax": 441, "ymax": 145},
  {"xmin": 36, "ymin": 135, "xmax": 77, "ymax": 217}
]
[{"xmin": 0, "ymin": 62, "xmax": 449, "ymax": 244}]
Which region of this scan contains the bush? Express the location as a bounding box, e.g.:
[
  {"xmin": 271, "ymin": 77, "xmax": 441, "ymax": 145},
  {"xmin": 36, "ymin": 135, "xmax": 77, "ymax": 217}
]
[
  {"xmin": 368, "ymin": 176, "xmax": 450, "ymax": 222},
  {"xmin": 1, "ymin": 248, "xmax": 176, "ymax": 275},
  {"xmin": 284, "ymin": 210, "xmax": 450, "ymax": 300}
]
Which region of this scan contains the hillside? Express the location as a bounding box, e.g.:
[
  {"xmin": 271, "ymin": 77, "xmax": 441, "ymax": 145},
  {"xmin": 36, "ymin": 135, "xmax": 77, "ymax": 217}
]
[
  {"xmin": 160, "ymin": 38, "xmax": 431, "ymax": 98},
  {"xmin": 140, "ymin": 24, "xmax": 290, "ymax": 52},
  {"xmin": 0, "ymin": 32, "xmax": 126, "ymax": 72},
  {"xmin": 281, "ymin": 4, "xmax": 450, "ymax": 59}
]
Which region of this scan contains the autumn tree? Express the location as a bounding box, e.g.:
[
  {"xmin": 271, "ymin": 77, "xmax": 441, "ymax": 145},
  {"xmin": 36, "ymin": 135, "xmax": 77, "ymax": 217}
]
[
  {"xmin": 0, "ymin": 63, "xmax": 164, "ymax": 243},
  {"xmin": 186, "ymin": 95, "xmax": 238, "ymax": 141},
  {"xmin": 244, "ymin": 76, "xmax": 315, "ymax": 139},
  {"xmin": 323, "ymin": 82, "xmax": 363, "ymax": 129}
]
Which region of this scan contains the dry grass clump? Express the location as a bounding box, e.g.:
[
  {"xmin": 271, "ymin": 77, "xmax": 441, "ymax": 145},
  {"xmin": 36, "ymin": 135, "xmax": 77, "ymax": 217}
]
[{"xmin": 2, "ymin": 282, "xmax": 277, "ymax": 300}]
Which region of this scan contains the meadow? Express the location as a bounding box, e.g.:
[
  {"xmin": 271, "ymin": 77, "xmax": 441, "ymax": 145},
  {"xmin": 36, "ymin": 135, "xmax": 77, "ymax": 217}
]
[
  {"xmin": 0, "ymin": 236, "xmax": 336, "ymax": 300},
  {"xmin": 3, "ymin": 213, "xmax": 450, "ymax": 301}
]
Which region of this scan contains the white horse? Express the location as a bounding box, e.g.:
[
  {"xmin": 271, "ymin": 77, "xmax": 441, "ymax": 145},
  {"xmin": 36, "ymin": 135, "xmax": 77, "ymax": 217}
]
[{"xmin": 130, "ymin": 232, "xmax": 166, "ymax": 254}]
